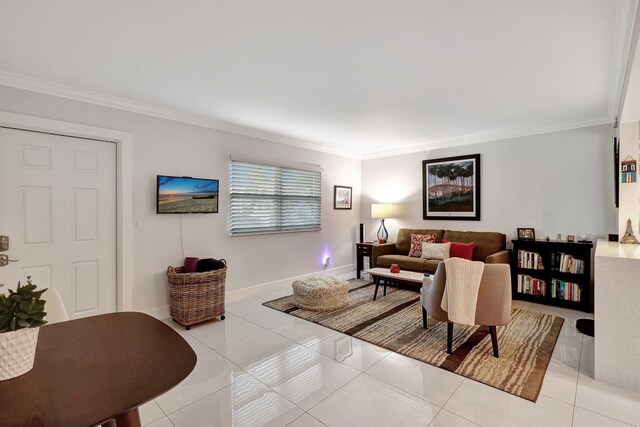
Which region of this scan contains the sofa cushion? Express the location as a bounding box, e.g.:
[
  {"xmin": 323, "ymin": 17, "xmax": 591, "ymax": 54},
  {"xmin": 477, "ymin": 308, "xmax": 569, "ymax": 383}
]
[
  {"xmin": 376, "ymin": 254, "xmax": 429, "ymax": 272},
  {"xmin": 396, "ymin": 228, "xmax": 445, "ymax": 255},
  {"xmin": 423, "ymin": 259, "xmax": 442, "ymax": 274},
  {"xmin": 408, "ymin": 233, "xmax": 437, "ymax": 257},
  {"xmin": 442, "ymin": 240, "xmax": 476, "ymax": 260},
  {"xmin": 442, "ymin": 230, "xmax": 506, "ymax": 262},
  {"xmin": 376, "ymin": 254, "xmax": 442, "ymax": 274},
  {"xmin": 420, "ymin": 242, "xmax": 451, "ymax": 260}
]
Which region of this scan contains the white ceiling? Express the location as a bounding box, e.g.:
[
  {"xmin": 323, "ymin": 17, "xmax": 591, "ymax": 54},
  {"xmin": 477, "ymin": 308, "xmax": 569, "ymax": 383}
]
[{"xmin": 0, "ymin": 1, "xmax": 633, "ymax": 157}]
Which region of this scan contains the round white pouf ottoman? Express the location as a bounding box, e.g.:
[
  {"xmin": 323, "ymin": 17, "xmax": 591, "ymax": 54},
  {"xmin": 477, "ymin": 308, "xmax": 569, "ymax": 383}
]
[{"xmin": 292, "ymin": 275, "xmax": 349, "ymax": 311}]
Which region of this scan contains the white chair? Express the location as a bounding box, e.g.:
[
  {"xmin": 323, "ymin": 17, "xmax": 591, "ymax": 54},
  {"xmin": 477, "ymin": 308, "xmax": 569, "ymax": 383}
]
[{"xmin": 43, "ymin": 288, "xmax": 69, "ymax": 324}]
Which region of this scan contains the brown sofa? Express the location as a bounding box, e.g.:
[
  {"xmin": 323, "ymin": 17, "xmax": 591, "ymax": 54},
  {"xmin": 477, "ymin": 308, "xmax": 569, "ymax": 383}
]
[{"xmin": 372, "ymin": 228, "xmax": 509, "ymax": 277}]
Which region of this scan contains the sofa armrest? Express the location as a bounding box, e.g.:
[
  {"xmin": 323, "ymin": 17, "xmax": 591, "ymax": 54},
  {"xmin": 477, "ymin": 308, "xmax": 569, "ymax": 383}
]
[
  {"xmin": 485, "ymin": 249, "xmax": 511, "ymax": 264},
  {"xmin": 371, "ymin": 243, "xmax": 396, "ymax": 267}
]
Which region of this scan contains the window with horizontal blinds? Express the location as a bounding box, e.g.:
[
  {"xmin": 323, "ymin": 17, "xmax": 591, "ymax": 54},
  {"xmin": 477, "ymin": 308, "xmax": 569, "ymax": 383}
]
[{"xmin": 229, "ymin": 160, "xmax": 322, "ymax": 236}]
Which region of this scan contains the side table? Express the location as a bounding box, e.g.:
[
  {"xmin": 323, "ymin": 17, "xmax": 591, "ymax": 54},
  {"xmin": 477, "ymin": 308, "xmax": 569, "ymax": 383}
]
[{"xmin": 356, "ymin": 242, "xmax": 374, "ymax": 279}]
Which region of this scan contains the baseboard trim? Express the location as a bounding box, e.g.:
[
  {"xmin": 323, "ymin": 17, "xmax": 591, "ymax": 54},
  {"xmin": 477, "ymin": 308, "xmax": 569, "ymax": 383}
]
[
  {"xmin": 225, "ymin": 264, "xmax": 356, "ymax": 302},
  {"xmin": 141, "ymin": 264, "xmax": 356, "ymax": 319},
  {"xmin": 142, "ymin": 304, "xmax": 171, "ymax": 320}
]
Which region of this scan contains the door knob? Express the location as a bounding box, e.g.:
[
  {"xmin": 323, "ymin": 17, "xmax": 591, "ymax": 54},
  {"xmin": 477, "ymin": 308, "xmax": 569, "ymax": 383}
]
[{"xmin": 0, "ymin": 254, "xmax": 19, "ymax": 267}]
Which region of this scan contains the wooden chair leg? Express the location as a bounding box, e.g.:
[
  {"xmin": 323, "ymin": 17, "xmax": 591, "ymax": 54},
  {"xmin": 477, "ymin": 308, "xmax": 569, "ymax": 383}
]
[
  {"xmin": 489, "ymin": 326, "xmax": 499, "ymax": 358},
  {"xmin": 422, "ymin": 307, "xmax": 428, "ymax": 329},
  {"xmin": 447, "ymin": 322, "xmax": 453, "ymax": 354}
]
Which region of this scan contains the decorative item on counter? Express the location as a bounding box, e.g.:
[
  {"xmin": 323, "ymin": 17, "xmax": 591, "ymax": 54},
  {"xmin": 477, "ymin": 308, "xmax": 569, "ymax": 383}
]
[
  {"xmin": 556, "ymin": 233, "xmax": 562, "ymax": 241},
  {"xmin": 620, "ymin": 219, "xmax": 640, "ymax": 244},
  {"xmin": 609, "ymin": 234, "xmax": 619, "ymax": 242},
  {"xmin": 567, "ymin": 235, "xmax": 575, "ymax": 243},
  {"xmin": 621, "ymin": 155, "xmax": 637, "ymax": 183},
  {"xmin": 545, "ymin": 236, "xmax": 550, "ymax": 242},
  {"xmin": 389, "ymin": 264, "xmax": 400, "ymax": 273},
  {"xmin": 0, "ymin": 276, "xmax": 48, "ymax": 380},
  {"xmin": 578, "ymin": 233, "xmax": 592, "ymax": 243}
]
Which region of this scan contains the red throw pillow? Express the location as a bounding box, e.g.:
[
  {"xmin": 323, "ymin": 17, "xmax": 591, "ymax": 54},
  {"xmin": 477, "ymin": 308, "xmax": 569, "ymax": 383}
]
[
  {"xmin": 408, "ymin": 233, "xmax": 437, "ymax": 257},
  {"xmin": 442, "ymin": 239, "xmax": 476, "ymax": 260}
]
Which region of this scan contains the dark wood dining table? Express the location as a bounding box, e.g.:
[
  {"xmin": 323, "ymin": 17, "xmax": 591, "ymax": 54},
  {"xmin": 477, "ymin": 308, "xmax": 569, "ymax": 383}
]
[{"xmin": 0, "ymin": 312, "xmax": 197, "ymax": 427}]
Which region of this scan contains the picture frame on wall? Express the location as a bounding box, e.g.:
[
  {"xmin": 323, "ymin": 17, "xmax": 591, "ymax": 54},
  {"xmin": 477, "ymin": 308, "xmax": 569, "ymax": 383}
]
[
  {"xmin": 334, "ymin": 185, "xmax": 352, "ymax": 210},
  {"xmin": 422, "ymin": 154, "xmax": 480, "ymax": 220}
]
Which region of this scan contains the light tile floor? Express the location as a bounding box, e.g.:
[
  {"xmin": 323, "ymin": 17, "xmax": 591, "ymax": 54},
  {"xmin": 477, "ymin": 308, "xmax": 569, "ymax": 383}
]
[{"xmin": 140, "ymin": 289, "xmax": 640, "ymax": 427}]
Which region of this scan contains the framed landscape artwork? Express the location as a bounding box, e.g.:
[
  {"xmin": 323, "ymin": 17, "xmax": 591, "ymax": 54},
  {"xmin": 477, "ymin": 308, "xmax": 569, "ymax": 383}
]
[
  {"xmin": 334, "ymin": 185, "xmax": 352, "ymax": 210},
  {"xmin": 422, "ymin": 154, "xmax": 480, "ymax": 220}
]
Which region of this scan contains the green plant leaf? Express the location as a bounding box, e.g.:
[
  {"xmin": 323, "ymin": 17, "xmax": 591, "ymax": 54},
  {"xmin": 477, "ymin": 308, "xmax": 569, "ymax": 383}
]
[{"xmin": 0, "ymin": 277, "xmax": 47, "ymax": 332}]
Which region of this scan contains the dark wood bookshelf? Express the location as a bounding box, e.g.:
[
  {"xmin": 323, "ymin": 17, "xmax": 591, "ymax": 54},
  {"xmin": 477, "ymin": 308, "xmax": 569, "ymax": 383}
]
[{"xmin": 511, "ymin": 239, "xmax": 593, "ymax": 312}]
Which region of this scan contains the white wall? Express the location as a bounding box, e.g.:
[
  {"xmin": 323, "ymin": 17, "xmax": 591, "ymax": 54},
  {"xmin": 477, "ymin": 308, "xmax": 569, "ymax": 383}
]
[
  {"xmin": 618, "ymin": 121, "xmax": 639, "ymax": 237},
  {"xmin": 0, "ymin": 85, "xmax": 361, "ymax": 313},
  {"xmin": 361, "ymin": 125, "xmax": 617, "ymax": 245}
]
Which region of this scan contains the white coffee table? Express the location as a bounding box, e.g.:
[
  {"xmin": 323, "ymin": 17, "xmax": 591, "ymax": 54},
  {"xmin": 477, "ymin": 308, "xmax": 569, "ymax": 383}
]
[{"xmin": 366, "ymin": 267, "xmax": 426, "ymax": 300}]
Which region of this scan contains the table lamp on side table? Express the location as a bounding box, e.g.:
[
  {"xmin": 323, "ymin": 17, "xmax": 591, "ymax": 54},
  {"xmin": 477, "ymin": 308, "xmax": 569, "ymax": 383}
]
[{"xmin": 371, "ymin": 203, "xmax": 394, "ymax": 243}]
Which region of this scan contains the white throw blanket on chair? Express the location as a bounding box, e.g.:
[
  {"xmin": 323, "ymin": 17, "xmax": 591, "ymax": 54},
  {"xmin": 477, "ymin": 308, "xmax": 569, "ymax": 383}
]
[{"xmin": 440, "ymin": 257, "xmax": 485, "ymax": 325}]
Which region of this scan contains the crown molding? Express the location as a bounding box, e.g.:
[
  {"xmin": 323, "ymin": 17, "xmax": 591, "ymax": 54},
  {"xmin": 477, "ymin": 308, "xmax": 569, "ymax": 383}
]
[
  {"xmin": 361, "ymin": 116, "xmax": 614, "ymax": 160},
  {"xmin": 0, "ymin": 71, "xmax": 615, "ymax": 162},
  {"xmin": 0, "ymin": 70, "xmax": 362, "ymax": 160},
  {"xmin": 609, "ymin": 0, "xmax": 640, "ymax": 119}
]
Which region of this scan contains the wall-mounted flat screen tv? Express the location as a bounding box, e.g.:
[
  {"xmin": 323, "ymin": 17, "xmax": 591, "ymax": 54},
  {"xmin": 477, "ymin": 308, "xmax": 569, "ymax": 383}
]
[{"xmin": 157, "ymin": 175, "xmax": 219, "ymax": 214}]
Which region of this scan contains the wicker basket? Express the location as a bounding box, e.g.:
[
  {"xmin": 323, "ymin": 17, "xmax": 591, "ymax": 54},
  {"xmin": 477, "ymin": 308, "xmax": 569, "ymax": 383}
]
[{"xmin": 167, "ymin": 260, "xmax": 227, "ymax": 329}]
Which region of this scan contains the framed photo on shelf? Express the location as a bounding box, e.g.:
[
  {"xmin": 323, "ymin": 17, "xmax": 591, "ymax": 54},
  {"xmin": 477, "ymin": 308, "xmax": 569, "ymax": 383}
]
[
  {"xmin": 422, "ymin": 154, "xmax": 480, "ymax": 220},
  {"xmin": 517, "ymin": 228, "xmax": 536, "ymax": 240},
  {"xmin": 333, "ymin": 185, "xmax": 352, "ymax": 210}
]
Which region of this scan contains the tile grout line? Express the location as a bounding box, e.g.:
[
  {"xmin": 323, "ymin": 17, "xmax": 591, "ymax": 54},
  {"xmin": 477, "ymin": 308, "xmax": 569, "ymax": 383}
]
[
  {"xmin": 164, "ymin": 297, "xmax": 595, "ymax": 426},
  {"xmin": 285, "ymin": 412, "xmax": 328, "ymax": 427},
  {"xmin": 428, "ymin": 379, "xmax": 476, "ymax": 427},
  {"xmin": 569, "ymin": 330, "xmax": 585, "ymax": 426},
  {"xmin": 160, "ymin": 367, "xmax": 305, "ymax": 421},
  {"xmin": 304, "ymin": 371, "xmax": 366, "ymax": 413},
  {"xmin": 361, "ymin": 361, "xmax": 449, "ymax": 409},
  {"xmin": 156, "ymin": 360, "xmax": 248, "ymax": 417},
  {"xmin": 572, "ymin": 370, "xmax": 637, "ymax": 427},
  {"xmin": 572, "ymin": 398, "xmax": 636, "ymax": 427},
  {"xmin": 210, "ymin": 337, "xmax": 322, "ymax": 415}
]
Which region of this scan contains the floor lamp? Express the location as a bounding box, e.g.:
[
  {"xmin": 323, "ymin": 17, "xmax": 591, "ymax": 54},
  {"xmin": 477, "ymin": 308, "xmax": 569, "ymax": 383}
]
[{"xmin": 371, "ymin": 203, "xmax": 393, "ymax": 243}]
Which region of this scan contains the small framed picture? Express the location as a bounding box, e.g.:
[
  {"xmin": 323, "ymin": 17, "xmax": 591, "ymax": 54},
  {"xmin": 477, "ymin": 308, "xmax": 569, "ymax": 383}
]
[
  {"xmin": 334, "ymin": 185, "xmax": 352, "ymax": 210},
  {"xmin": 567, "ymin": 234, "xmax": 575, "ymax": 242},
  {"xmin": 517, "ymin": 228, "xmax": 536, "ymax": 240}
]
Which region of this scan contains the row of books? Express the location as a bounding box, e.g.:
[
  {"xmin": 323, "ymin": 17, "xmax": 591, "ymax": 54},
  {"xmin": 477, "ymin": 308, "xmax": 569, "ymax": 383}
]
[
  {"xmin": 550, "ymin": 279, "xmax": 581, "ymax": 302},
  {"xmin": 517, "ymin": 250, "xmax": 544, "ymax": 270},
  {"xmin": 517, "ymin": 275, "xmax": 584, "ymax": 303},
  {"xmin": 551, "ymin": 252, "xmax": 585, "ymax": 274},
  {"xmin": 516, "ymin": 274, "xmax": 546, "ymax": 296}
]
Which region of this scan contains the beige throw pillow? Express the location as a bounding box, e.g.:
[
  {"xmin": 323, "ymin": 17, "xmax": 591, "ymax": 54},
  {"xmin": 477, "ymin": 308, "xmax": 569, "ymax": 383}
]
[{"xmin": 421, "ymin": 241, "xmax": 451, "ymax": 260}]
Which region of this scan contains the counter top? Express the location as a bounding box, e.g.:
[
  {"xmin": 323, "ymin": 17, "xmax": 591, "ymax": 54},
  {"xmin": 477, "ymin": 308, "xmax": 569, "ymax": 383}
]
[{"xmin": 595, "ymin": 239, "xmax": 640, "ymax": 260}]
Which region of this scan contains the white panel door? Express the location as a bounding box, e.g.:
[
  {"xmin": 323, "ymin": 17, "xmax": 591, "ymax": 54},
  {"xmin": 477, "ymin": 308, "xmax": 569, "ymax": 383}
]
[{"xmin": 0, "ymin": 127, "xmax": 117, "ymax": 318}]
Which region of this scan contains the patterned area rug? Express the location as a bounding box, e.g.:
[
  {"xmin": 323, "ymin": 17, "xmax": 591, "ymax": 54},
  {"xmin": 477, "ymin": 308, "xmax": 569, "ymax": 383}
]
[{"xmin": 263, "ymin": 279, "xmax": 564, "ymax": 402}]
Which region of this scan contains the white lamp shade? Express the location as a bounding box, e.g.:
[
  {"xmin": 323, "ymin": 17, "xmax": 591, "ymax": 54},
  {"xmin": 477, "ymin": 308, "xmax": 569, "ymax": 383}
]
[{"xmin": 371, "ymin": 203, "xmax": 393, "ymax": 219}]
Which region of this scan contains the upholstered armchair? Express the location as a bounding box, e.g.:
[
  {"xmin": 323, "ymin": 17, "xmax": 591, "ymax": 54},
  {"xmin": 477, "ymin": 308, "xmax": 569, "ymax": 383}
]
[{"xmin": 421, "ymin": 262, "xmax": 511, "ymax": 357}]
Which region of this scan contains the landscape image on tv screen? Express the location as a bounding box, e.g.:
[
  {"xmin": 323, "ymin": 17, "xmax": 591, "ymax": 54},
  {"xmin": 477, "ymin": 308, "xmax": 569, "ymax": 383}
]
[{"xmin": 157, "ymin": 175, "xmax": 219, "ymax": 214}]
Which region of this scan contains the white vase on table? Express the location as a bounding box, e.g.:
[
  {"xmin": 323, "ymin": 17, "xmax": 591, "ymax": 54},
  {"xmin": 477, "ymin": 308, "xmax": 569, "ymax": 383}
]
[{"xmin": 0, "ymin": 327, "xmax": 39, "ymax": 380}]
